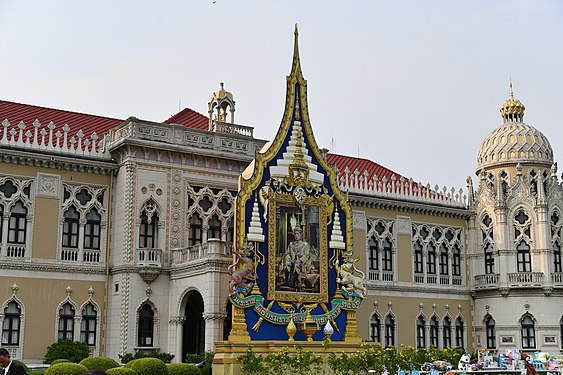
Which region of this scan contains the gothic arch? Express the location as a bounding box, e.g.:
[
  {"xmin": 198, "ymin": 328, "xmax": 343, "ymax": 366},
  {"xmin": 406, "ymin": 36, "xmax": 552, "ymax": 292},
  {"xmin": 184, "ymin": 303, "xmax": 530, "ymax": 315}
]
[
  {"xmin": 54, "ymin": 296, "xmax": 78, "ymax": 341},
  {"xmin": 0, "ymin": 294, "xmax": 26, "ymax": 359}
]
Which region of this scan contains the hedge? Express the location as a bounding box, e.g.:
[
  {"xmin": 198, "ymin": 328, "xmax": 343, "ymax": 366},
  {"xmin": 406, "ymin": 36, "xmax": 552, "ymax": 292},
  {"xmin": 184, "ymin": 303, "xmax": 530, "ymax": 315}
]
[
  {"xmin": 80, "ymin": 356, "xmax": 120, "ymax": 371},
  {"xmin": 106, "ymin": 368, "xmax": 139, "ymax": 375},
  {"xmin": 167, "ymin": 363, "xmax": 201, "ymax": 375},
  {"xmin": 125, "ymin": 358, "xmax": 168, "ymax": 375},
  {"xmin": 44, "ymin": 362, "xmax": 89, "ymax": 375},
  {"xmin": 51, "ymin": 359, "xmax": 70, "ymax": 365},
  {"xmin": 44, "ymin": 338, "xmax": 90, "ymax": 364}
]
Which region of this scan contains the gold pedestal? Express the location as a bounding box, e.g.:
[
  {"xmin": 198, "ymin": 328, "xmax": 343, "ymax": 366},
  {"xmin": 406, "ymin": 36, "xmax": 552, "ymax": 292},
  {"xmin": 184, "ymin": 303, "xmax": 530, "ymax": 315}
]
[{"xmin": 227, "ymin": 306, "xmax": 250, "ymax": 342}]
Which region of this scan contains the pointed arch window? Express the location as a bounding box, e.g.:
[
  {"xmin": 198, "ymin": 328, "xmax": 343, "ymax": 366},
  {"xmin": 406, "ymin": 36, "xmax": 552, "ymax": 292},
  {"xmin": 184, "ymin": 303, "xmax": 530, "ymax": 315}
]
[
  {"xmin": 370, "ymin": 314, "xmax": 381, "ymax": 343},
  {"xmin": 414, "ymin": 241, "xmax": 423, "ymax": 274},
  {"xmin": 189, "ymin": 214, "xmax": 203, "ymax": 246},
  {"xmin": 62, "ymin": 206, "xmax": 80, "ymax": 248},
  {"xmin": 58, "ymin": 303, "xmax": 75, "ymax": 340},
  {"xmin": 138, "ymin": 303, "xmax": 154, "ymax": 347},
  {"xmin": 226, "ymin": 218, "xmax": 234, "ymax": 244},
  {"xmin": 1, "ymin": 301, "xmax": 21, "ymax": 345},
  {"xmin": 84, "ymin": 209, "xmax": 101, "ymax": 249},
  {"xmin": 416, "ymin": 315, "xmax": 426, "ymax": 349},
  {"xmin": 427, "ymin": 243, "xmax": 436, "ymax": 274},
  {"xmin": 552, "ymin": 212, "xmax": 562, "ymax": 273},
  {"xmin": 554, "ymin": 242, "xmax": 562, "ymax": 273},
  {"xmin": 429, "ymin": 316, "xmax": 439, "ymax": 347},
  {"xmin": 517, "ymin": 241, "xmax": 532, "ymax": 272},
  {"xmin": 452, "ymin": 245, "xmax": 461, "ymax": 276},
  {"xmin": 368, "ymin": 237, "xmax": 379, "ymax": 271},
  {"xmin": 439, "ymin": 244, "xmax": 449, "ymax": 275},
  {"xmin": 139, "ymin": 211, "xmax": 158, "ymax": 248},
  {"xmin": 443, "ymin": 317, "xmax": 452, "ymax": 348},
  {"xmin": 8, "ymin": 201, "xmax": 27, "ymax": 244},
  {"xmin": 482, "ymin": 214, "xmax": 495, "ymax": 274},
  {"xmin": 208, "ymin": 214, "xmax": 221, "ymax": 240},
  {"xmin": 80, "ymin": 303, "xmax": 97, "ymax": 346},
  {"xmin": 455, "ymin": 317, "xmax": 465, "ymax": 348},
  {"xmin": 521, "ymin": 314, "xmax": 535, "ymax": 349},
  {"xmin": 385, "ymin": 315, "xmax": 395, "ymax": 347},
  {"xmin": 485, "ymin": 315, "xmax": 496, "ymax": 349},
  {"xmin": 0, "ymin": 204, "xmax": 3, "ymax": 241},
  {"xmin": 382, "ymin": 238, "xmax": 393, "ymax": 271}
]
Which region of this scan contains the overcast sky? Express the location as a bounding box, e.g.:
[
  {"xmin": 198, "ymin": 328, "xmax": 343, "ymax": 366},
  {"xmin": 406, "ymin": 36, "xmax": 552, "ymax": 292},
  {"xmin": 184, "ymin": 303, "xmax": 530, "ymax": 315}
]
[{"xmin": 1, "ymin": 0, "xmax": 562, "ymax": 191}]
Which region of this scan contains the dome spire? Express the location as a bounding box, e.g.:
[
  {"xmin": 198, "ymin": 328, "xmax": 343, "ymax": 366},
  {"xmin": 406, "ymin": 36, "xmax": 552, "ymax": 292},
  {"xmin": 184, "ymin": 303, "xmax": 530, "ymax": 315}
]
[
  {"xmin": 500, "ymin": 80, "xmax": 525, "ymax": 123},
  {"xmin": 290, "ymin": 23, "xmax": 303, "ymax": 79}
]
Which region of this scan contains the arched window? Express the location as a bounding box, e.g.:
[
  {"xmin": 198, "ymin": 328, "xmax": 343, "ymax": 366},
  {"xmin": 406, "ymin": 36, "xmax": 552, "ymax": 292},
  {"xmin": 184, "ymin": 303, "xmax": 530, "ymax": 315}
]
[
  {"xmin": 416, "ymin": 315, "xmax": 426, "ymax": 349},
  {"xmin": 439, "ymin": 244, "xmax": 449, "ymax": 275},
  {"xmin": 429, "ymin": 316, "xmax": 439, "ymax": 347},
  {"xmin": 554, "ymin": 242, "xmax": 562, "ymax": 273},
  {"xmin": 515, "ymin": 211, "xmax": 532, "ymax": 272},
  {"xmin": 138, "ymin": 304, "xmax": 154, "ymax": 347},
  {"xmin": 427, "ymin": 243, "xmax": 436, "ymax": 274},
  {"xmin": 414, "ymin": 241, "xmax": 423, "ymax": 274},
  {"xmin": 485, "ymin": 315, "xmax": 496, "ymax": 349},
  {"xmin": 226, "ymin": 218, "xmax": 234, "ymax": 244},
  {"xmin": 452, "ymin": 245, "xmax": 461, "ymax": 277},
  {"xmin": 559, "ymin": 316, "xmax": 563, "ymax": 349},
  {"xmin": 385, "ymin": 315, "xmax": 395, "ymax": 347},
  {"xmin": 58, "ymin": 302, "xmax": 75, "ymax": 340},
  {"xmin": 0, "ymin": 205, "xmax": 3, "ymax": 240},
  {"xmin": 368, "ymin": 237, "xmax": 379, "ymax": 271},
  {"xmin": 189, "ymin": 214, "xmax": 202, "ymax": 246},
  {"xmin": 482, "ymin": 214, "xmax": 495, "ymax": 274},
  {"xmin": 552, "ymin": 212, "xmax": 562, "ymax": 273},
  {"xmin": 1, "ymin": 301, "xmax": 21, "ymax": 345},
  {"xmin": 8, "ymin": 201, "xmax": 27, "ymax": 244},
  {"xmin": 521, "ymin": 314, "xmax": 536, "ymax": 349},
  {"xmin": 62, "ymin": 206, "xmax": 80, "ymax": 248},
  {"xmin": 139, "ymin": 211, "xmax": 158, "ymax": 248},
  {"xmin": 80, "ymin": 303, "xmax": 97, "ymax": 346},
  {"xmin": 370, "ymin": 314, "xmax": 381, "ymax": 343},
  {"xmin": 84, "ymin": 209, "xmax": 101, "ymax": 249},
  {"xmin": 455, "ymin": 317, "xmax": 465, "ymax": 348},
  {"xmin": 516, "ymin": 241, "xmax": 532, "ymax": 272},
  {"xmin": 382, "ymin": 238, "xmax": 393, "ymax": 271},
  {"xmin": 443, "ymin": 317, "xmax": 452, "ymax": 348},
  {"xmin": 208, "ymin": 214, "xmax": 221, "ymax": 240}
]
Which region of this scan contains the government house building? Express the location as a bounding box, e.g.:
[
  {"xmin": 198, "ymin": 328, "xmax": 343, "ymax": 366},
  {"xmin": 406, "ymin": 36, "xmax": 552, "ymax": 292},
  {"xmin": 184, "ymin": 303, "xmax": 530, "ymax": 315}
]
[{"xmin": 1, "ymin": 46, "xmax": 562, "ymax": 363}]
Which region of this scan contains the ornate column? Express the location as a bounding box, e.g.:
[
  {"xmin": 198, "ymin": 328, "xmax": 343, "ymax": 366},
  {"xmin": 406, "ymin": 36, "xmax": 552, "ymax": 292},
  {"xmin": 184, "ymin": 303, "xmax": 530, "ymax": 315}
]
[
  {"xmin": 1, "ymin": 212, "xmax": 9, "ymax": 255},
  {"xmin": 169, "ymin": 316, "xmax": 185, "ymax": 363},
  {"xmin": 203, "ymin": 312, "xmax": 227, "ymax": 351}
]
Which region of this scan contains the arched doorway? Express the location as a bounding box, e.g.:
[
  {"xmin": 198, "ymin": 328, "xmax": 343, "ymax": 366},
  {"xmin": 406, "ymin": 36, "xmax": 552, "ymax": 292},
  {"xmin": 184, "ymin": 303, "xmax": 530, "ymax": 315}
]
[
  {"xmin": 182, "ymin": 291, "xmax": 205, "ymax": 359},
  {"xmin": 223, "ymin": 299, "xmax": 232, "ymax": 340}
]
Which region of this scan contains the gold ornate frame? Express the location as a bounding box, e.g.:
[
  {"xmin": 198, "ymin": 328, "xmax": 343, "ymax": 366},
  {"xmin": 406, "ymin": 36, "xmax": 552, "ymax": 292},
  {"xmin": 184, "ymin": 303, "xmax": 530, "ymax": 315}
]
[{"xmin": 266, "ymin": 190, "xmax": 328, "ymax": 302}]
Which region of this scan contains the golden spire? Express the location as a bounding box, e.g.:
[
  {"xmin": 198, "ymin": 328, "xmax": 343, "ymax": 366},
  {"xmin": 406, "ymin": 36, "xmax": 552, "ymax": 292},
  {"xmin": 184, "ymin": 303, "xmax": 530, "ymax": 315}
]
[
  {"xmin": 500, "ymin": 80, "xmax": 525, "ymax": 122},
  {"xmin": 290, "ymin": 23, "xmax": 303, "ymax": 79}
]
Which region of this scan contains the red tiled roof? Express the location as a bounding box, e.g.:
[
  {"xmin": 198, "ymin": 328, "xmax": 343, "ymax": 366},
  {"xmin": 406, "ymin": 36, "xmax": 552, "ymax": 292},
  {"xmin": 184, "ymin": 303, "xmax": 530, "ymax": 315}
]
[
  {"xmin": 327, "ymin": 153, "xmax": 407, "ymax": 182},
  {"xmin": 0, "ymin": 100, "xmax": 124, "ymax": 141},
  {"xmin": 163, "ymin": 108, "xmax": 209, "ymax": 130}
]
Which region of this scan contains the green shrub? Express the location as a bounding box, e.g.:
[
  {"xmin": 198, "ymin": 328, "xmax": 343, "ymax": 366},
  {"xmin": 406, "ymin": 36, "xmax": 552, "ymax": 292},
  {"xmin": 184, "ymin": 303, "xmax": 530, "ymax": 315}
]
[
  {"xmin": 44, "ymin": 338, "xmax": 90, "ymax": 364},
  {"xmin": 120, "ymin": 351, "xmax": 175, "ymax": 364},
  {"xmin": 51, "ymin": 359, "xmax": 70, "ymax": 365},
  {"xmin": 184, "ymin": 352, "xmax": 213, "ymax": 375},
  {"xmin": 44, "ymin": 362, "xmax": 88, "ymax": 375},
  {"xmin": 167, "ymin": 363, "xmax": 201, "ymax": 375},
  {"xmin": 80, "ymin": 356, "xmax": 120, "ymax": 371},
  {"xmin": 29, "ymin": 370, "xmax": 46, "ymax": 375},
  {"xmin": 107, "ymin": 368, "xmax": 139, "ymax": 375},
  {"xmin": 125, "ymin": 358, "xmax": 168, "ymax": 375}
]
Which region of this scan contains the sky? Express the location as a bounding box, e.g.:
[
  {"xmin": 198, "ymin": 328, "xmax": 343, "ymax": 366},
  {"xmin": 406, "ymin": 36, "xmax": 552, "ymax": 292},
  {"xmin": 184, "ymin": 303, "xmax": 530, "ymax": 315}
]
[{"xmin": 1, "ymin": 0, "xmax": 562, "ymax": 191}]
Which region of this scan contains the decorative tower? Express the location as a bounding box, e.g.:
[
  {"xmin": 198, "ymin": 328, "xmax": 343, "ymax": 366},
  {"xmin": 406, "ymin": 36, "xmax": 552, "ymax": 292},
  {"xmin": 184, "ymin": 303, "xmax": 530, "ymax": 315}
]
[
  {"xmin": 208, "ymin": 82, "xmax": 236, "ymax": 131},
  {"xmin": 470, "ymin": 83, "xmax": 563, "ymax": 353}
]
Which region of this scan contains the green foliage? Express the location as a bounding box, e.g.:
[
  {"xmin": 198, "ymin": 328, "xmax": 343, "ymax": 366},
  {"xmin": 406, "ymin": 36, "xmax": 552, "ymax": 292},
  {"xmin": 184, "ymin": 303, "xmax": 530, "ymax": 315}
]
[
  {"xmin": 80, "ymin": 356, "xmax": 120, "ymax": 371},
  {"xmin": 119, "ymin": 351, "xmax": 175, "ymax": 364},
  {"xmin": 28, "ymin": 371, "xmax": 46, "ymax": 375},
  {"xmin": 167, "ymin": 363, "xmax": 201, "ymax": 375},
  {"xmin": 184, "ymin": 352, "xmax": 214, "ymax": 375},
  {"xmin": 44, "ymin": 362, "xmax": 88, "ymax": 375},
  {"xmin": 12, "ymin": 359, "xmax": 29, "ymax": 371},
  {"xmin": 239, "ymin": 345, "xmax": 322, "ymax": 375},
  {"xmin": 125, "ymin": 357, "xmax": 169, "ymax": 375},
  {"xmin": 106, "ymin": 368, "xmax": 139, "ymax": 375},
  {"xmin": 51, "ymin": 359, "xmax": 70, "ymax": 365},
  {"xmin": 44, "ymin": 338, "xmax": 90, "ymax": 364}
]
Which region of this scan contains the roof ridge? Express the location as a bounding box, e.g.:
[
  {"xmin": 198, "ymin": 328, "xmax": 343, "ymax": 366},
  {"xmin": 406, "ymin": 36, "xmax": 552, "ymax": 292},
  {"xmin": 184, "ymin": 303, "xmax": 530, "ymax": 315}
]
[
  {"xmin": 0, "ymin": 99, "xmax": 123, "ymax": 122},
  {"xmin": 327, "ymin": 152, "xmax": 405, "ymax": 178}
]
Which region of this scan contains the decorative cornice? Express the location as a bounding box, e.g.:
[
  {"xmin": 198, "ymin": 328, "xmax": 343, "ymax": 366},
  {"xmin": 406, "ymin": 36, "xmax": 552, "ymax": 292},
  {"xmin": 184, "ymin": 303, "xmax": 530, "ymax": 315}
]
[
  {"xmin": 366, "ymin": 282, "xmax": 471, "ymax": 296},
  {"xmin": 0, "ymin": 260, "xmax": 106, "ymax": 275},
  {"xmin": 0, "ymin": 147, "xmax": 117, "ymax": 175}
]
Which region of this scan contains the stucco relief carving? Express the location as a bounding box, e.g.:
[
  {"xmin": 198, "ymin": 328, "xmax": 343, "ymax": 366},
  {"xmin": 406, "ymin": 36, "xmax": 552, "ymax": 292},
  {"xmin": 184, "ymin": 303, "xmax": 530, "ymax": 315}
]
[
  {"xmin": 36, "ymin": 173, "xmax": 60, "ymax": 198},
  {"xmin": 352, "ymin": 210, "xmax": 365, "ymax": 230},
  {"xmin": 396, "ymin": 216, "xmax": 411, "ymax": 235}
]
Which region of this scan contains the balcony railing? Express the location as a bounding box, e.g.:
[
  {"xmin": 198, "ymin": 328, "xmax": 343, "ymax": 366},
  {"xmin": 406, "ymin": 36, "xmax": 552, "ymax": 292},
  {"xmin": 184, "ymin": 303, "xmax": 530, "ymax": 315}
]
[
  {"xmin": 439, "ymin": 275, "xmax": 450, "ymax": 285},
  {"xmin": 368, "ymin": 270, "xmax": 394, "ymax": 282},
  {"xmin": 452, "ymin": 276, "xmax": 463, "ymax": 285},
  {"xmin": 172, "ymin": 239, "xmax": 232, "ymax": 266},
  {"xmin": 61, "ymin": 248, "xmax": 101, "ymax": 263},
  {"xmin": 474, "ymin": 273, "xmax": 499, "ymax": 289},
  {"xmin": 137, "ymin": 248, "xmax": 162, "ymax": 267},
  {"xmin": 508, "ymin": 272, "xmax": 543, "ymax": 286},
  {"xmin": 6, "ymin": 244, "xmax": 26, "ymax": 258},
  {"xmin": 552, "ymin": 272, "xmax": 563, "ymax": 285},
  {"xmin": 83, "ymin": 250, "xmax": 101, "ymax": 263},
  {"xmin": 382, "ymin": 271, "xmax": 394, "ymax": 281}
]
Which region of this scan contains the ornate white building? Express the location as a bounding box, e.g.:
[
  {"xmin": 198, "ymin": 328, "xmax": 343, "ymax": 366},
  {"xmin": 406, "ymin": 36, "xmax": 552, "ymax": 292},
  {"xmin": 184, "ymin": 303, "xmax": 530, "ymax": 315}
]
[{"xmin": 0, "ymin": 46, "xmax": 562, "ymax": 364}]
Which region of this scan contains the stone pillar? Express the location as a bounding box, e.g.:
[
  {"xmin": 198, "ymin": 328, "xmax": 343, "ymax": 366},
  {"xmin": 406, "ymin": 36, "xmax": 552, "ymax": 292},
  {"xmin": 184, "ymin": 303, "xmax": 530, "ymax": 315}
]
[
  {"xmin": 169, "ymin": 317, "xmax": 185, "ymax": 363},
  {"xmin": 203, "ymin": 313, "xmax": 227, "ymax": 351}
]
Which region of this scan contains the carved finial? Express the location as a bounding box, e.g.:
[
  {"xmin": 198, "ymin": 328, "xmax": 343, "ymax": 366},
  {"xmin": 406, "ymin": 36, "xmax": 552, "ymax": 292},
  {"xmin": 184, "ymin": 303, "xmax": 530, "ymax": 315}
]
[
  {"xmin": 524, "ymin": 302, "xmax": 530, "ymax": 311},
  {"xmin": 290, "ymin": 24, "xmax": 302, "ymax": 78},
  {"xmin": 516, "ymin": 163, "xmax": 522, "ymax": 176},
  {"xmin": 11, "ymin": 283, "xmax": 18, "ymax": 295},
  {"xmin": 419, "ymin": 302, "xmax": 424, "ymax": 310},
  {"xmin": 485, "ymin": 304, "xmax": 490, "ymax": 312},
  {"xmin": 66, "ymin": 285, "xmax": 72, "ymax": 296},
  {"xmin": 432, "ymin": 303, "xmax": 437, "ymax": 311},
  {"xmin": 551, "ymin": 162, "xmax": 558, "ymax": 178},
  {"xmin": 88, "ymin": 286, "xmax": 95, "ymax": 297},
  {"xmin": 146, "ymin": 285, "xmax": 152, "ymax": 297},
  {"xmin": 445, "ymin": 303, "xmax": 449, "ymax": 311},
  {"xmin": 509, "ymin": 78, "xmax": 514, "ymax": 98},
  {"xmin": 387, "ymin": 301, "xmax": 392, "ymax": 309},
  {"xmin": 373, "ymin": 300, "xmax": 378, "ymax": 308},
  {"xmin": 458, "ymin": 304, "xmax": 462, "ymax": 311}
]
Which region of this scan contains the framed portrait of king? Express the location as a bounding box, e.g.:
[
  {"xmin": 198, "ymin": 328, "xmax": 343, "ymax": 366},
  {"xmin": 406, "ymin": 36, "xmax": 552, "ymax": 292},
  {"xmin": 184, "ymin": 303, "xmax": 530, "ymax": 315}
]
[{"xmin": 267, "ymin": 193, "xmax": 328, "ymax": 303}]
